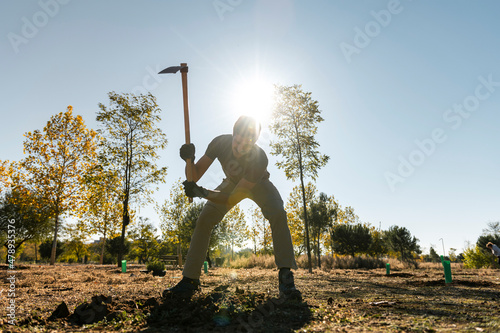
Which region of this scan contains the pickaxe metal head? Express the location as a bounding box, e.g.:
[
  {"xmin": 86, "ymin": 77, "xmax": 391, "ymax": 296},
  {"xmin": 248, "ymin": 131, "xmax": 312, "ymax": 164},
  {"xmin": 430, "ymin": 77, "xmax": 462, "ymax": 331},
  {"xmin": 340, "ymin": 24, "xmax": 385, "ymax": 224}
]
[{"xmin": 158, "ymin": 64, "xmax": 188, "ymax": 74}]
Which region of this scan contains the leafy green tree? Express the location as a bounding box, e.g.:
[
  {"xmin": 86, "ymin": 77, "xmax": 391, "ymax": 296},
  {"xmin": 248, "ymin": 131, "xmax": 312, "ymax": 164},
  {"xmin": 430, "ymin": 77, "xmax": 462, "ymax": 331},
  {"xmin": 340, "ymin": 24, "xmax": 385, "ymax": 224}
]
[
  {"xmin": 128, "ymin": 217, "xmax": 160, "ymax": 264},
  {"xmin": 157, "ymin": 179, "xmax": 189, "ymax": 259},
  {"xmin": 270, "ymin": 84, "xmax": 329, "ymax": 273},
  {"xmin": 482, "ymin": 221, "xmax": 500, "ymax": 238},
  {"xmin": 308, "ymin": 192, "xmax": 333, "ymax": 267},
  {"xmin": 367, "ymin": 227, "xmax": 387, "ymax": 258},
  {"xmin": 80, "ymin": 164, "xmax": 122, "ymax": 264},
  {"xmin": 249, "ymin": 205, "xmax": 272, "ymax": 255},
  {"xmin": 476, "ymin": 235, "xmax": 500, "ymax": 267},
  {"xmin": 62, "ymin": 222, "xmax": 89, "ymax": 262},
  {"xmin": 218, "ymin": 205, "xmax": 248, "ymax": 260},
  {"xmin": 385, "ymin": 225, "xmax": 421, "ymax": 262},
  {"xmin": 331, "ymin": 223, "xmax": 372, "ymax": 257},
  {"xmin": 325, "ymin": 197, "xmax": 339, "ymax": 256},
  {"xmin": 428, "ymin": 247, "xmax": 441, "ymax": 262},
  {"xmin": 180, "ymin": 202, "xmax": 204, "ymax": 255},
  {"xmin": 97, "ymin": 92, "xmax": 168, "ymax": 267},
  {"xmin": 106, "ymin": 236, "xmax": 131, "ymax": 263},
  {"xmin": 479, "ymin": 234, "xmax": 500, "ymax": 250},
  {"xmin": 177, "ymin": 201, "xmax": 217, "ymax": 263},
  {"xmin": 0, "ymin": 189, "xmax": 53, "ymax": 263},
  {"xmin": 40, "ymin": 239, "xmax": 63, "ymax": 260},
  {"xmin": 15, "ymin": 106, "xmax": 97, "ymax": 265},
  {"xmin": 463, "ymin": 245, "xmax": 492, "ymax": 268},
  {"xmin": 286, "ymin": 183, "xmax": 317, "ymax": 256},
  {"xmin": 339, "ymin": 206, "xmax": 359, "ymax": 224}
]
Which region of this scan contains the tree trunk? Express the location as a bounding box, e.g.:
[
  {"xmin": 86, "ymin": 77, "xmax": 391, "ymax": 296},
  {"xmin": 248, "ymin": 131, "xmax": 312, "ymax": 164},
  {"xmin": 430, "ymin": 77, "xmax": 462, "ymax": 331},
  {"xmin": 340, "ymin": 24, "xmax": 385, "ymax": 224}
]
[
  {"xmin": 317, "ymin": 236, "xmax": 322, "ymax": 268},
  {"xmin": 330, "ymin": 232, "xmax": 334, "ymax": 256},
  {"xmin": 50, "ymin": 213, "xmax": 59, "ymax": 265},
  {"xmin": 118, "ymin": 210, "xmax": 128, "ymax": 267},
  {"xmin": 118, "ymin": 133, "xmax": 132, "ymax": 267},
  {"xmin": 300, "ymin": 175, "xmax": 313, "ymax": 273},
  {"xmin": 294, "ymin": 120, "xmax": 313, "ymax": 273},
  {"xmin": 100, "ymin": 235, "xmax": 106, "ymax": 265}
]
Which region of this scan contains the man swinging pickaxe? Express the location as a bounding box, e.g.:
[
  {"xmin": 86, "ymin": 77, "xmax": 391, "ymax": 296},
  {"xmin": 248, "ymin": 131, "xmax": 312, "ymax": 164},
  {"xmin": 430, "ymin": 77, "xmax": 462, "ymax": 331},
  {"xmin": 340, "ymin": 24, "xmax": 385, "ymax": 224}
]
[{"xmin": 159, "ymin": 63, "xmax": 193, "ymax": 202}]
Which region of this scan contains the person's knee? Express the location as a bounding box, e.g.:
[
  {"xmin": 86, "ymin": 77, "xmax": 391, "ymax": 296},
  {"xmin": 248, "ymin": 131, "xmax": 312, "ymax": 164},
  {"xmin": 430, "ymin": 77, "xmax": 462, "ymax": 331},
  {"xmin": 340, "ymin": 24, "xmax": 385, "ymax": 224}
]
[
  {"xmin": 196, "ymin": 204, "xmax": 226, "ymax": 230},
  {"xmin": 265, "ymin": 208, "xmax": 287, "ymax": 226}
]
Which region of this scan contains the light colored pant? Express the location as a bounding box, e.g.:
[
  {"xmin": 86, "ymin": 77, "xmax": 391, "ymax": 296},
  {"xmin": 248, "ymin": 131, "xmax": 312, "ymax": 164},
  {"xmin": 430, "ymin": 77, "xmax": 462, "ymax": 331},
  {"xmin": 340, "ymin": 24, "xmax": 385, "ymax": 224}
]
[{"xmin": 183, "ymin": 179, "xmax": 297, "ymax": 279}]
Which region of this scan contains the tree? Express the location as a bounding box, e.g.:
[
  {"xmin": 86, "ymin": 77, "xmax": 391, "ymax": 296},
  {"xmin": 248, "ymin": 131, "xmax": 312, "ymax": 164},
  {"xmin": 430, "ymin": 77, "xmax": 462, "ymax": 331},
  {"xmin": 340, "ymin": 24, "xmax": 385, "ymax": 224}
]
[
  {"xmin": 308, "ymin": 193, "xmax": 333, "ymax": 267},
  {"xmin": 40, "ymin": 239, "xmax": 63, "ymax": 260},
  {"xmin": 482, "ymin": 221, "xmax": 500, "ymax": 237},
  {"xmin": 286, "ymin": 183, "xmax": 317, "ymax": 256},
  {"xmin": 448, "ymin": 248, "xmax": 458, "ymax": 262},
  {"xmin": 218, "ymin": 205, "xmax": 248, "ymax": 260},
  {"xmin": 0, "ymin": 160, "xmax": 12, "ymax": 196},
  {"xmin": 128, "ymin": 217, "xmax": 160, "ymax": 264},
  {"xmin": 339, "ymin": 206, "xmax": 358, "ymax": 224},
  {"xmin": 270, "ymin": 84, "xmax": 330, "ymax": 273},
  {"xmin": 157, "ymin": 179, "xmax": 190, "ymax": 258},
  {"xmin": 62, "ymin": 222, "xmax": 89, "ymax": 263},
  {"xmin": 325, "ymin": 197, "xmax": 339, "ymax": 256},
  {"xmin": 80, "ymin": 164, "xmax": 122, "ymax": 264},
  {"xmin": 428, "ymin": 247, "xmax": 441, "ymax": 263},
  {"xmin": 97, "ymin": 92, "xmax": 168, "ymax": 267},
  {"xmin": 385, "ymin": 225, "xmax": 421, "ymax": 263},
  {"xmin": 180, "ymin": 202, "xmax": 204, "ymax": 255},
  {"xmin": 330, "ymin": 223, "xmax": 372, "ymax": 257},
  {"xmin": 106, "ymin": 236, "xmax": 131, "ymax": 263},
  {"xmin": 0, "ymin": 189, "xmax": 54, "ymax": 263},
  {"xmin": 16, "ymin": 106, "xmax": 97, "ymax": 265},
  {"xmin": 249, "ymin": 205, "xmax": 272, "ymax": 255},
  {"xmin": 463, "ymin": 245, "xmax": 492, "ymax": 269}
]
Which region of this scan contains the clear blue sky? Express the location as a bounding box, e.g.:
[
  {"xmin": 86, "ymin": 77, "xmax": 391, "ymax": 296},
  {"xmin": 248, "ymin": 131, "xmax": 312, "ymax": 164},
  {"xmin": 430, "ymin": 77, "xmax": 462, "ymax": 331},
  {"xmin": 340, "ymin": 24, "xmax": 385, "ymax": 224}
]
[{"xmin": 2, "ymin": 0, "xmax": 499, "ymax": 255}]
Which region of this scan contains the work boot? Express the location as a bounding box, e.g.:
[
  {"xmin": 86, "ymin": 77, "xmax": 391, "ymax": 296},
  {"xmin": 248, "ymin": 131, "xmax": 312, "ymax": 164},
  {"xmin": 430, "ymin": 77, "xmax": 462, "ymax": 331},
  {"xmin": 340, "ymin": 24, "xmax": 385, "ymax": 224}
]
[
  {"xmin": 162, "ymin": 276, "xmax": 200, "ymax": 298},
  {"xmin": 279, "ymin": 268, "xmax": 302, "ymax": 301}
]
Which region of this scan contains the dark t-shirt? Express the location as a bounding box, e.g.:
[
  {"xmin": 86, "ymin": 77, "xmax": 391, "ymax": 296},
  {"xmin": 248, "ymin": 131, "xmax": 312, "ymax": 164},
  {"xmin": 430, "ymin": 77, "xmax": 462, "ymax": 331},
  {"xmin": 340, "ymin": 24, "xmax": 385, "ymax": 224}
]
[{"xmin": 205, "ymin": 134, "xmax": 270, "ymax": 183}]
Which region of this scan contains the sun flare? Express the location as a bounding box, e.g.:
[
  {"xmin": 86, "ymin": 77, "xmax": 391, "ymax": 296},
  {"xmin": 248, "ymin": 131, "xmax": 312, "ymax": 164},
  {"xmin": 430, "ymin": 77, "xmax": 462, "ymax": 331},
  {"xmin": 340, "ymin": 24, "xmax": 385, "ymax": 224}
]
[{"xmin": 230, "ymin": 78, "xmax": 275, "ymax": 124}]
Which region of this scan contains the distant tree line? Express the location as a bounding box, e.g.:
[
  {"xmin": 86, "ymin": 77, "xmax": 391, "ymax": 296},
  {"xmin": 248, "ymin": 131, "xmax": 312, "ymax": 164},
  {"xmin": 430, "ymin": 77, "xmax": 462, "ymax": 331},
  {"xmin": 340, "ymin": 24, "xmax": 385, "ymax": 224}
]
[{"xmin": 2, "ymin": 88, "xmax": 494, "ymax": 269}]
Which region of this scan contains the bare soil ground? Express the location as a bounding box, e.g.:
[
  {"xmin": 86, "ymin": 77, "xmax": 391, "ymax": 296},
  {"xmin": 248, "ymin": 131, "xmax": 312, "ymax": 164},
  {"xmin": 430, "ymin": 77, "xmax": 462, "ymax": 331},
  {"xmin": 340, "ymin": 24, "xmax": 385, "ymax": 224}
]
[{"xmin": 1, "ymin": 263, "xmax": 500, "ymax": 332}]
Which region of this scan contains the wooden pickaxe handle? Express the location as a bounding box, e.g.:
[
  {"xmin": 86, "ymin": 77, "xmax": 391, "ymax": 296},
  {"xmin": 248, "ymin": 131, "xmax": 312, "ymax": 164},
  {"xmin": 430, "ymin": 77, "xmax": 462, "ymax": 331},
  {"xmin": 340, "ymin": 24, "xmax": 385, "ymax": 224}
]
[{"xmin": 180, "ymin": 63, "xmax": 193, "ymax": 203}]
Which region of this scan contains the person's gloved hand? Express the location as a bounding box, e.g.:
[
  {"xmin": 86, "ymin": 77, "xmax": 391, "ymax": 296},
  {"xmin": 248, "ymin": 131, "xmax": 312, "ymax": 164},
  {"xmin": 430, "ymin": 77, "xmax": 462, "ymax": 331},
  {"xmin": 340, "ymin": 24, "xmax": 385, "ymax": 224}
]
[
  {"xmin": 180, "ymin": 143, "xmax": 195, "ymax": 161},
  {"xmin": 183, "ymin": 181, "xmax": 209, "ymax": 198}
]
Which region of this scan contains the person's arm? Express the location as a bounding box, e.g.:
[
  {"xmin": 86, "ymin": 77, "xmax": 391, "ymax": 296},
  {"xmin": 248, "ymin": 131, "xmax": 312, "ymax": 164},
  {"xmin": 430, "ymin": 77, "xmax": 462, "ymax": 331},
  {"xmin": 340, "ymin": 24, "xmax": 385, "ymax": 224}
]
[
  {"xmin": 183, "ymin": 177, "xmax": 256, "ymax": 207},
  {"xmin": 187, "ymin": 154, "xmax": 213, "ymax": 182}
]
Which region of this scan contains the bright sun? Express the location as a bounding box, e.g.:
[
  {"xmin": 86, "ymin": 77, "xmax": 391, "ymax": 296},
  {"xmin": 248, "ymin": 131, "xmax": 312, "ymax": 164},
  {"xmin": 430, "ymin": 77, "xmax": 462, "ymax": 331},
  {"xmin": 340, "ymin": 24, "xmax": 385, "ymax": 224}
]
[{"xmin": 230, "ymin": 78, "xmax": 275, "ymax": 124}]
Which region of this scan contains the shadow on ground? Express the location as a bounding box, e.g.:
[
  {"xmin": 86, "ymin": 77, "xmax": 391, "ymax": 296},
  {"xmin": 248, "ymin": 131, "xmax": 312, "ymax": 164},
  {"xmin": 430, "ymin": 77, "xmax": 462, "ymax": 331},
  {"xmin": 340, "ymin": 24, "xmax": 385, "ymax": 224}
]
[{"xmin": 143, "ymin": 289, "xmax": 311, "ymax": 332}]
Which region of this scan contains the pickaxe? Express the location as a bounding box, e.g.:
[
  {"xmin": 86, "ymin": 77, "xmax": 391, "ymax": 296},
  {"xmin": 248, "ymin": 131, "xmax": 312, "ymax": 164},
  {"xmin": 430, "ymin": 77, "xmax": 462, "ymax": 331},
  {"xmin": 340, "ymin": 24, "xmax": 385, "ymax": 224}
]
[{"xmin": 159, "ymin": 63, "xmax": 193, "ymax": 202}]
